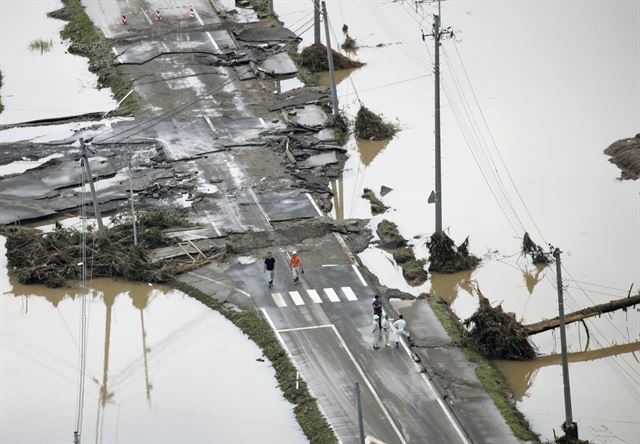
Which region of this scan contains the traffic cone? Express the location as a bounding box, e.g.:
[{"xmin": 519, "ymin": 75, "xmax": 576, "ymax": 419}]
[
  {"xmin": 155, "ymin": 10, "xmax": 161, "ymax": 21},
  {"xmin": 188, "ymin": 6, "xmax": 196, "ymax": 19},
  {"xmin": 121, "ymin": 15, "xmax": 127, "ymax": 25}
]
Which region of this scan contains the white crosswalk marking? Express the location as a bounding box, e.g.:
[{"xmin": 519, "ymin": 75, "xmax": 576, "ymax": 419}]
[
  {"xmin": 306, "ymin": 289, "xmax": 323, "ymax": 304},
  {"xmin": 341, "ymin": 286, "xmax": 358, "ymax": 301},
  {"xmin": 323, "ymin": 288, "xmax": 340, "ymax": 302},
  {"xmin": 289, "ymin": 291, "xmax": 305, "ymax": 306},
  {"xmin": 272, "ymin": 292, "xmax": 287, "ymax": 307}
]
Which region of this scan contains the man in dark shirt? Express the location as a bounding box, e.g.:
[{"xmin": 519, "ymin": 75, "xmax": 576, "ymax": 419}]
[
  {"xmin": 264, "ymin": 251, "xmax": 276, "ymax": 288},
  {"xmin": 372, "ymin": 295, "xmax": 382, "ymax": 328}
]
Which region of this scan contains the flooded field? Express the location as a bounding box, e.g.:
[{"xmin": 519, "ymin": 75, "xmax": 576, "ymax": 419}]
[
  {"xmin": 277, "ymin": 1, "xmax": 640, "ymax": 442},
  {"xmin": 0, "ymin": 235, "xmax": 306, "ymax": 443}
]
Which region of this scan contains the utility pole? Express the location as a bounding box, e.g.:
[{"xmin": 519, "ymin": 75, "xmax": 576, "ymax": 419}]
[
  {"xmin": 128, "ymin": 152, "xmax": 138, "ymax": 246},
  {"xmin": 79, "ymin": 138, "xmax": 105, "ymax": 238},
  {"xmin": 553, "ymin": 248, "xmax": 579, "ymax": 440},
  {"xmin": 355, "ymin": 382, "xmax": 365, "ymax": 444},
  {"xmin": 313, "ymin": 0, "xmax": 321, "ymax": 44},
  {"xmin": 268, "ymin": 0, "xmax": 273, "ymax": 15},
  {"xmin": 321, "ymin": 1, "xmax": 339, "ymax": 118}
]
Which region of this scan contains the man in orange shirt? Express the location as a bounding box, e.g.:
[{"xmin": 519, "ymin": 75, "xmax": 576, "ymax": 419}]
[{"xmin": 290, "ymin": 252, "xmax": 303, "ymax": 283}]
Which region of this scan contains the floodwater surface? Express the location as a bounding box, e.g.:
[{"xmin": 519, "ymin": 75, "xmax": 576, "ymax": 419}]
[
  {"xmin": 0, "ymin": 236, "xmax": 307, "ymax": 443},
  {"xmin": 277, "ymin": 1, "xmax": 640, "ymax": 442}
]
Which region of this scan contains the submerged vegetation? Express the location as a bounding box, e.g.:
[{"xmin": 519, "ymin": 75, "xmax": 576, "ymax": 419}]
[
  {"xmin": 354, "ymin": 105, "xmax": 397, "ymax": 140},
  {"xmin": 0, "ymin": 210, "xmax": 187, "ymax": 288},
  {"xmin": 29, "ymin": 39, "xmax": 54, "ymax": 54},
  {"xmin": 48, "ymin": 0, "xmax": 136, "ymax": 114},
  {"xmin": 427, "ymin": 231, "xmax": 479, "ymax": 273},
  {"xmin": 376, "ymin": 220, "xmax": 429, "ymax": 285},
  {"xmin": 299, "ymin": 43, "xmax": 364, "ymax": 72},
  {"xmin": 341, "ymin": 34, "xmax": 357, "ymax": 52}
]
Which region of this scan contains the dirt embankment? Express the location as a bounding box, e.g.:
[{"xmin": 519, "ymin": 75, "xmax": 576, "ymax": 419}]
[{"xmin": 604, "ymin": 134, "xmax": 640, "ymax": 180}]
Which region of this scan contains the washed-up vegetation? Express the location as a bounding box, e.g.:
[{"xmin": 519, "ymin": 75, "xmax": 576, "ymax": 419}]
[
  {"xmin": 341, "ymin": 34, "xmax": 357, "ymax": 52},
  {"xmin": 173, "ymin": 282, "xmax": 338, "ymax": 444},
  {"xmin": 427, "ymin": 231, "xmax": 479, "ymax": 273},
  {"xmin": 362, "ymin": 188, "xmax": 388, "ymax": 215},
  {"xmin": 521, "ymin": 232, "xmax": 550, "ymax": 264},
  {"xmin": 0, "ymin": 210, "xmax": 186, "ymax": 288},
  {"xmin": 354, "ymin": 105, "xmax": 397, "ymax": 140},
  {"xmin": 376, "ymin": 220, "xmax": 429, "ymax": 285},
  {"xmin": 30, "ymin": 39, "xmax": 54, "ymax": 54},
  {"xmin": 299, "ymin": 43, "xmax": 363, "ymax": 72},
  {"xmin": 48, "ymin": 0, "xmax": 136, "ymax": 114}
]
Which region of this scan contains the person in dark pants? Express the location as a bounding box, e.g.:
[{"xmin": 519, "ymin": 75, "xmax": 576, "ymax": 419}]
[
  {"xmin": 372, "ymin": 295, "xmax": 382, "ymax": 327},
  {"xmin": 264, "ymin": 251, "xmax": 276, "ymax": 288}
]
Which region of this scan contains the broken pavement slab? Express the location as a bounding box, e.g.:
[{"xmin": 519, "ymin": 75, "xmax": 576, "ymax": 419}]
[
  {"xmin": 258, "ymin": 52, "xmax": 298, "ymax": 76},
  {"xmin": 269, "ymin": 86, "xmax": 329, "ymax": 111},
  {"xmin": 234, "ymin": 27, "xmax": 300, "ymax": 43}
]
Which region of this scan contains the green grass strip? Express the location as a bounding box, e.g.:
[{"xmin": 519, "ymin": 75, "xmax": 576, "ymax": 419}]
[
  {"xmin": 50, "ymin": 0, "xmax": 136, "ymax": 115},
  {"xmin": 172, "ymin": 281, "xmax": 338, "ymax": 443},
  {"xmin": 428, "ymin": 297, "xmax": 540, "ymax": 442}
]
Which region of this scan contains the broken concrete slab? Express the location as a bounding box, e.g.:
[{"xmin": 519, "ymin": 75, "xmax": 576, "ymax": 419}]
[
  {"xmin": 235, "ymin": 27, "xmax": 299, "ymax": 43},
  {"xmin": 258, "ymin": 52, "xmax": 297, "ymax": 76},
  {"xmin": 299, "ymin": 151, "xmax": 338, "ymax": 169},
  {"xmin": 284, "ymin": 104, "xmax": 328, "ymax": 128},
  {"xmin": 0, "ymin": 197, "xmax": 57, "ymax": 224},
  {"xmin": 255, "ymin": 190, "xmax": 318, "ymax": 222},
  {"xmin": 269, "ymin": 87, "xmax": 329, "ymax": 111}
]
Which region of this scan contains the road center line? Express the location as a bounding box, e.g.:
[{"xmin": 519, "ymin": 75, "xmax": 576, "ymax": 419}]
[
  {"xmin": 203, "ymin": 115, "xmax": 216, "ymax": 133},
  {"xmin": 305, "ymin": 192, "xmax": 324, "ymax": 216},
  {"xmin": 141, "ymin": 8, "xmax": 153, "ymax": 24},
  {"xmin": 187, "ymin": 272, "xmax": 250, "ymax": 297},
  {"xmin": 248, "ymin": 187, "xmax": 272, "ymax": 228},
  {"xmin": 260, "ymin": 309, "xmax": 343, "ymax": 444},
  {"xmin": 193, "ymin": 7, "xmax": 205, "ymax": 26},
  {"xmin": 329, "ymin": 324, "xmax": 408, "ymax": 444},
  {"xmin": 203, "ymin": 209, "xmax": 222, "ymax": 236},
  {"xmin": 352, "ymin": 264, "xmax": 368, "ymax": 286},
  {"xmin": 278, "ymin": 324, "xmax": 332, "ymax": 333},
  {"xmin": 111, "ymin": 47, "xmax": 124, "ymax": 64},
  {"xmin": 205, "ymin": 31, "xmax": 220, "ymax": 52}
]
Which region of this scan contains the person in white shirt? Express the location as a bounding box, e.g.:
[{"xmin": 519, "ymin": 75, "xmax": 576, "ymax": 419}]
[
  {"xmin": 392, "ymin": 314, "xmax": 409, "ymax": 349},
  {"xmin": 381, "ymin": 314, "xmax": 392, "ymax": 347},
  {"xmin": 372, "ymin": 315, "xmax": 382, "ymax": 350}
]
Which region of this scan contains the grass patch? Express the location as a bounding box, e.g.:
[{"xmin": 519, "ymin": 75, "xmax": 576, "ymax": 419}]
[
  {"xmin": 172, "ymin": 281, "xmax": 338, "ymax": 444},
  {"xmin": 48, "ymin": 0, "xmax": 136, "ymax": 115},
  {"xmin": 427, "ymin": 297, "xmax": 540, "ymax": 442},
  {"xmin": 30, "ymin": 39, "xmax": 54, "ymax": 54}
]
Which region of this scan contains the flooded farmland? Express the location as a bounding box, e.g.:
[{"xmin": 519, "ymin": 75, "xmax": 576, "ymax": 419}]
[{"xmin": 277, "ymin": 0, "xmax": 640, "ymax": 442}]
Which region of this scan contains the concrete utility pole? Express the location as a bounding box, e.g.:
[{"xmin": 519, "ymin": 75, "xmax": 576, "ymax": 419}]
[
  {"xmin": 433, "ymin": 10, "xmax": 442, "ymax": 233},
  {"xmin": 321, "ymin": 1, "xmax": 339, "ymax": 118},
  {"xmin": 268, "ymin": 0, "xmax": 273, "ymax": 15},
  {"xmin": 313, "ymin": 0, "xmax": 321, "ymax": 44},
  {"xmin": 553, "ymin": 248, "xmax": 579, "ymax": 440},
  {"xmin": 79, "ymin": 138, "xmax": 105, "ymax": 238},
  {"xmin": 128, "ymin": 153, "xmax": 138, "ymax": 246},
  {"xmin": 355, "ymin": 382, "xmax": 365, "ymax": 444}
]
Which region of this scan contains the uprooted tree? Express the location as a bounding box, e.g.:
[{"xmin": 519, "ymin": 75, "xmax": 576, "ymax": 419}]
[
  {"xmin": 427, "ymin": 231, "xmax": 479, "ymax": 273},
  {"xmin": 354, "ymin": 105, "xmax": 398, "ymax": 140},
  {"xmin": 0, "ymin": 210, "xmax": 189, "ymax": 288}
]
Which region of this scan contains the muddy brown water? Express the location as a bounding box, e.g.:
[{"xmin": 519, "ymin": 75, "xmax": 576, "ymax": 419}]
[
  {"xmin": 278, "ymin": 1, "xmax": 640, "ymax": 441},
  {"xmin": 0, "ymin": 236, "xmax": 306, "ymax": 442}
]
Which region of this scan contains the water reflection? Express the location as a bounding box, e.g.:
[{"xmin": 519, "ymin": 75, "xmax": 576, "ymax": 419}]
[
  {"xmin": 318, "ymin": 68, "xmax": 357, "ymax": 87},
  {"xmin": 430, "ymin": 269, "xmax": 474, "ymax": 305}
]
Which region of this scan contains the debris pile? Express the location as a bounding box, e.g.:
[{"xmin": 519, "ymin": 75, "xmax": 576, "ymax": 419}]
[
  {"xmin": 341, "ymin": 34, "xmax": 357, "ymax": 52},
  {"xmin": 521, "ymin": 232, "xmax": 550, "ymax": 264},
  {"xmin": 354, "ymin": 105, "xmax": 397, "ymax": 140},
  {"xmin": 463, "ymin": 295, "xmax": 536, "ymax": 360},
  {"xmin": 604, "ymin": 134, "xmax": 640, "ymax": 180},
  {"xmin": 376, "ymin": 220, "xmax": 428, "ymax": 285},
  {"xmin": 362, "ymin": 188, "xmax": 388, "ymax": 215},
  {"xmin": 427, "ymin": 232, "xmax": 479, "ymax": 273},
  {"xmin": 0, "ymin": 210, "xmax": 187, "ymax": 288},
  {"xmin": 299, "ymin": 43, "xmax": 363, "ymax": 72}
]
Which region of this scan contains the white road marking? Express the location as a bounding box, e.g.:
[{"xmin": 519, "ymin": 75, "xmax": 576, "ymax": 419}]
[
  {"xmin": 259, "ymin": 117, "xmax": 266, "ymax": 128},
  {"xmin": 278, "ymin": 324, "xmax": 333, "ymax": 333},
  {"xmin": 323, "ymin": 288, "xmax": 340, "ymax": 302},
  {"xmin": 341, "ymin": 286, "xmax": 358, "ymax": 301},
  {"xmin": 141, "ymin": 8, "xmax": 153, "ymax": 24},
  {"xmin": 260, "ymin": 309, "xmax": 343, "ymax": 444},
  {"xmin": 333, "ymin": 232, "xmax": 357, "ymax": 264},
  {"xmin": 205, "ymin": 31, "xmax": 220, "ymax": 52},
  {"xmin": 288, "ymin": 291, "xmax": 305, "ymax": 306},
  {"xmin": 248, "ymin": 187, "xmax": 272, "ymax": 228},
  {"xmin": 193, "ymin": 7, "xmax": 205, "ymax": 26},
  {"xmin": 203, "ymin": 209, "xmax": 222, "ymax": 236},
  {"xmin": 203, "ymin": 115, "xmax": 216, "ymax": 133},
  {"xmin": 187, "ymin": 272, "xmax": 250, "ymax": 297},
  {"xmin": 111, "ymin": 47, "xmax": 124, "ymax": 64},
  {"xmin": 352, "ymin": 264, "xmax": 368, "ymax": 286},
  {"xmin": 306, "ymin": 289, "xmax": 323, "ymax": 304},
  {"xmin": 271, "ymin": 292, "xmax": 287, "ymax": 308},
  {"xmin": 321, "ymin": 264, "xmax": 340, "ymax": 267},
  {"xmin": 305, "ymin": 192, "xmax": 324, "ymax": 216},
  {"xmin": 329, "ymin": 324, "xmax": 408, "ymax": 444},
  {"xmin": 365, "ymin": 436, "xmax": 386, "ymax": 444}
]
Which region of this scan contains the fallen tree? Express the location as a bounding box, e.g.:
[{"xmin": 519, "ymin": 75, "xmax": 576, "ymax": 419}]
[
  {"xmin": 427, "ymin": 231, "xmax": 479, "ymax": 273},
  {"xmin": 524, "ymin": 292, "xmax": 640, "ymax": 335}
]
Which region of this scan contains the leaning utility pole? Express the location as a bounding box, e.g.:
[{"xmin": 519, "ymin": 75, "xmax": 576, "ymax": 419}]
[
  {"xmin": 355, "ymin": 383, "xmax": 365, "ymax": 444},
  {"xmin": 313, "ymin": 0, "xmax": 321, "ymax": 44},
  {"xmin": 553, "ymin": 248, "xmax": 579, "ymax": 440},
  {"xmin": 128, "ymin": 152, "xmax": 138, "ymax": 246},
  {"xmin": 321, "ymin": 1, "xmax": 339, "ymax": 118},
  {"xmin": 79, "ymin": 138, "xmax": 105, "ymax": 238}
]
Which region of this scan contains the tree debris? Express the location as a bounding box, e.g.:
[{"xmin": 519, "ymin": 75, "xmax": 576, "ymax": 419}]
[
  {"xmin": 354, "ymin": 105, "xmax": 397, "ymax": 140},
  {"xmin": 299, "ymin": 43, "xmax": 364, "ymax": 72},
  {"xmin": 376, "ymin": 220, "xmax": 428, "ymax": 286},
  {"xmin": 522, "ymin": 232, "xmax": 550, "ymax": 264},
  {"xmin": 362, "ymin": 188, "xmax": 388, "ymax": 215},
  {"xmin": 427, "ymin": 232, "xmax": 479, "ymax": 273},
  {"xmin": 341, "ymin": 34, "xmax": 357, "ymax": 52}
]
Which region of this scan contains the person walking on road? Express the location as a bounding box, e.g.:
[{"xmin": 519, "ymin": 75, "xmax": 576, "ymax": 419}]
[
  {"xmin": 381, "ymin": 314, "xmax": 392, "ymax": 347},
  {"xmin": 372, "ymin": 295, "xmax": 383, "ymax": 328},
  {"xmin": 372, "ymin": 315, "xmax": 382, "ymax": 349},
  {"xmin": 392, "ymin": 314, "xmax": 409, "ymax": 348},
  {"xmin": 264, "ymin": 251, "xmax": 276, "ymax": 288},
  {"xmin": 290, "ymin": 251, "xmax": 303, "ymax": 283}
]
